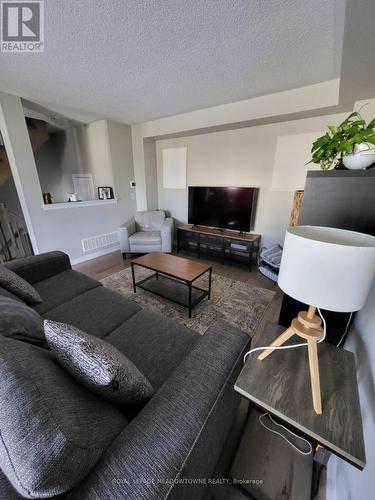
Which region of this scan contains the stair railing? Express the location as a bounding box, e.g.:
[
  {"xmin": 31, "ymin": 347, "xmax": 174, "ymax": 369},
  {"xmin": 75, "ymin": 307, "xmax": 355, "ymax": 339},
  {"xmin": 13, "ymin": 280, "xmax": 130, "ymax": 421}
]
[{"xmin": 0, "ymin": 202, "xmax": 33, "ymax": 262}]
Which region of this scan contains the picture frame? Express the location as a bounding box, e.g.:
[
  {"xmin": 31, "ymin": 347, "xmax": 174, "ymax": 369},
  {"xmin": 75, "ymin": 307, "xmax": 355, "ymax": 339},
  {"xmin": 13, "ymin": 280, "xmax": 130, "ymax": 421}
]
[{"xmin": 98, "ymin": 186, "xmax": 114, "ymax": 200}]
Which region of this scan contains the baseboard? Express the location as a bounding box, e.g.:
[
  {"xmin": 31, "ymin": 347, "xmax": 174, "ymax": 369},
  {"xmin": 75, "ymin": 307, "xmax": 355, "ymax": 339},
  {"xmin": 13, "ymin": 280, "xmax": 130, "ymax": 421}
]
[{"xmin": 70, "ymin": 244, "xmax": 120, "ymax": 265}]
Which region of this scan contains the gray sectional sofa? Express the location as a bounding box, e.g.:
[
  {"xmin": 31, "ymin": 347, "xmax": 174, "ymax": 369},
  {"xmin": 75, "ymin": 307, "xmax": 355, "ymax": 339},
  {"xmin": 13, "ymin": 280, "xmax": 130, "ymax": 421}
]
[{"xmin": 0, "ymin": 251, "xmax": 249, "ymax": 500}]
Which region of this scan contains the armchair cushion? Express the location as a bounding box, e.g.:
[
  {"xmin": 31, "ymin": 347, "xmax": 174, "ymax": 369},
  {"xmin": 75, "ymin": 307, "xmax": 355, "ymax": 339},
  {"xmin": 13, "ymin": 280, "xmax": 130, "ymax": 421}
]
[
  {"xmin": 119, "ymin": 211, "xmax": 173, "ymax": 254},
  {"xmin": 129, "ymin": 231, "xmax": 162, "ymax": 246},
  {"xmin": 160, "ymin": 217, "xmax": 174, "ymax": 253},
  {"xmin": 118, "ymin": 218, "xmax": 136, "ymax": 253},
  {"xmin": 135, "ymin": 210, "xmax": 165, "ymax": 232}
]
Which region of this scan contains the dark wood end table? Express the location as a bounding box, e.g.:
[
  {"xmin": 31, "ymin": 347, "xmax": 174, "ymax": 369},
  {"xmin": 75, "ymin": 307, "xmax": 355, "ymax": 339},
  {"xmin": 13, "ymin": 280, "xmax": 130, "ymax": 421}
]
[{"xmin": 235, "ymin": 321, "xmax": 366, "ymax": 469}]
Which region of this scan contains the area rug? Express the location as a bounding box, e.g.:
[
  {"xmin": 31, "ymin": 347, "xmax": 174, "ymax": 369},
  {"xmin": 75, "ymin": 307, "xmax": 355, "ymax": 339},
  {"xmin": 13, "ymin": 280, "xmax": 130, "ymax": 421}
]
[{"xmin": 101, "ymin": 267, "xmax": 275, "ymax": 336}]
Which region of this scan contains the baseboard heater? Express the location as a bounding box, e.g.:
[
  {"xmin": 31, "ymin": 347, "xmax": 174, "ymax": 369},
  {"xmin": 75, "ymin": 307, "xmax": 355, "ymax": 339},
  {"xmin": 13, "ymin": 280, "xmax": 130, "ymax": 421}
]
[{"xmin": 82, "ymin": 231, "xmax": 118, "ymax": 252}]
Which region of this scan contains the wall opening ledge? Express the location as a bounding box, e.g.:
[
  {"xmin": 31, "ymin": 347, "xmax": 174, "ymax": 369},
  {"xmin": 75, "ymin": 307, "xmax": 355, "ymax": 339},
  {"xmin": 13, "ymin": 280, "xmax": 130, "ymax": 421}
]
[{"xmin": 42, "ymin": 199, "xmax": 119, "ymax": 210}]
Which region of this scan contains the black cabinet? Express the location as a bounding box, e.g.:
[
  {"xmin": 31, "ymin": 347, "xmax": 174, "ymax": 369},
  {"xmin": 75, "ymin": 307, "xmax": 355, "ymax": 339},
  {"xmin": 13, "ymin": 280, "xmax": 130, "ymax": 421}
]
[
  {"xmin": 177, "ymin": 225, "xmax": 261, "ymax": 271},
  {"xmin": 299, "ymin": 170, "xmax": 375, "ymax": 235},
  {"xmin": 279, "ymin": 170, "xmax": 375, "ymax": 345}
]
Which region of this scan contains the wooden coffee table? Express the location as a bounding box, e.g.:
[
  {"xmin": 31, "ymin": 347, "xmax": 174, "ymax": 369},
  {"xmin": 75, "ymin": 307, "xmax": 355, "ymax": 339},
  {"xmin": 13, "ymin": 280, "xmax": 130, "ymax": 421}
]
[{"xmin": 131, "ymin": 253, "xmax": 212, "ymax": 317}]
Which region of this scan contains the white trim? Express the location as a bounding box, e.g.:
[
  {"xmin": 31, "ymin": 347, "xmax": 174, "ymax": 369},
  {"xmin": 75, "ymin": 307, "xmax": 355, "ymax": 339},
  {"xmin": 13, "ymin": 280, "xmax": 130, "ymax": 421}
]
[
  {"xmin": 42, "ymin": 199, "xmax": 118, "ymax": 210},
  {"xmin": 70, "ymin": 244, "xmax": 120, "ymax": 266}
]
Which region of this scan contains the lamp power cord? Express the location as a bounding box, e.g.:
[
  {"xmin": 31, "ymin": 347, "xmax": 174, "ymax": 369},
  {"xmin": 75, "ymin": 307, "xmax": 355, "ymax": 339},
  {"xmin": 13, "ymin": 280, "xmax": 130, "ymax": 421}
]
[
  {"xmin": 243, "ymin": 307, "xmax": 327, "ymax": 365},
  {"xmin": 258, "ymin": 413, "xmax": 313, "ymax": 455}
]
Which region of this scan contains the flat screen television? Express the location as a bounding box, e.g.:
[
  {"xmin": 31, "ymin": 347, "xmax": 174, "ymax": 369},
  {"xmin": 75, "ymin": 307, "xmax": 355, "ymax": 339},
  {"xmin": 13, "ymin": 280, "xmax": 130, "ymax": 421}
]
[{"xmin": 188, "ymin": 186, "xmax": 258, "ymax": 232}]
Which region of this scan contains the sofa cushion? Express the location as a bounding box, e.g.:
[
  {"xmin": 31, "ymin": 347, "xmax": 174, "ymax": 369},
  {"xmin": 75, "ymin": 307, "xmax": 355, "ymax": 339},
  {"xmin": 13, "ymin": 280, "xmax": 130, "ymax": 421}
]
[
  {"xmin": 33, "ymin": 269, "xmax": 100, "ymax": 314},
  {"xmin": 135, "ymin": 210, "xmax": 165, "ymax": 232},
  {"xmin": 0, "ymin": 265, "xmax": 42, "ymax": 304},
  {"xmin": 129, "ymin": 231, "xmax": 162, "ymax": 246},
  {"xmin": 0, "ymin": 469, "xmax": 23, "ymax": 500},
  {"xmin": 45, "ymin": 320, "xmax": 154, "ymax": 407},
  {"xmin": 0, "ymin": 297, "xmax": 44, "ymax": 344},
  {"xmin": 0, "ymin": 285, "xmax": 24, "ymax": 302},
  {"xmin": 44, "ymin": 286, "xmax": 141, "ymax": 338},
  {"xmin": 66, "ymin": 321, "xmax": 248, "ymax": 500},
  {"xmin": 106, "ymin": 309, "xmax": 199, "ymax": 391},
  {"xmin": 0, "ymin": 336, "xmax": 127, "ymax": 499}
]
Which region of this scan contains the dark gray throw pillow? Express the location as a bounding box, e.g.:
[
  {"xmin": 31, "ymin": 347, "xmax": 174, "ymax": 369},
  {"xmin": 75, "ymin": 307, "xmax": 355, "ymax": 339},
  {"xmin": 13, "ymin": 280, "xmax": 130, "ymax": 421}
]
[
  {"xmin": 0, "ymin": 335, "xmax": 127, "ymax": 498},
  {"xmin": 0, "ymin": 265, "xmax": 42, "ymax": 304},
  {"xmin": 44, "ymin": 319, "xmax": 154, "ymax": 406},
  {"xmin": 0, "ymin": 297, "xmax": 44, "ymax": 344}
]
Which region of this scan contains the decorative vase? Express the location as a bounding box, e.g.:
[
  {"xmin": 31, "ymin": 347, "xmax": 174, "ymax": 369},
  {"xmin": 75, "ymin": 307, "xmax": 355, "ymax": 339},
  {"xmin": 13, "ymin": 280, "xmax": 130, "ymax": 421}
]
[
  {"xmin": 343, "ymin": 154, "xmax": 375, "ymax": 170},
  {"xmin": 342, "ymin": 142, "xmax": 375, "ymax": 170}
]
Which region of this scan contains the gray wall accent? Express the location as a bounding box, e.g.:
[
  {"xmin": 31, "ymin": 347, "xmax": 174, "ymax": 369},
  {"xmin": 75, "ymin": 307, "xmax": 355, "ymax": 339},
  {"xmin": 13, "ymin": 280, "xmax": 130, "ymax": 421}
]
[
  {"xmin": 327, "ymin": 279, "xmax": 375, "ymax": 499},
  {"xmin": 107, "ymin": 120, "xmax": 137, "ymax": 213},
  {"xmin": 34, "ymin": 125, "xmax": 112, "ymax": 203},
  {"xmin": 144, "ymin": 139, "xmax": 158, "ymax": 210},
  {"xmin": 52, "ymin": 129, "xmax": 81, "ymax": 200},
  {"xmin": 34, "ymin": 133, "xmax": 64, "ymax": 202}
]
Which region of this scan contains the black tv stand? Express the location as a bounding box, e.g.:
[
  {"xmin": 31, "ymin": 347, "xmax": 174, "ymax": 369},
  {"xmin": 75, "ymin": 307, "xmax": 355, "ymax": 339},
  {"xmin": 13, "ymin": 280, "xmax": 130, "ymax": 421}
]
[
  {"xmin": 177, "ymin": 225, "xmax": 261, "ymax": 272},
  {"xmin": 191, "ymin": 225, "xmax": 224, "ymax": 233}
]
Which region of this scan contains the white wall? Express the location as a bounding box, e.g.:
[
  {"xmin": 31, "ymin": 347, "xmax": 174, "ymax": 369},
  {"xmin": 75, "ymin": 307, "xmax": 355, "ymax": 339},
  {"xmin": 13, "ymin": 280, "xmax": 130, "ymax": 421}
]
[
  {"xmin": 156, "ymin": 112, "xmax": 348, "ymax": 246},
  {"xmin": 327, "ymin": 279, "xmax": 375, "ymax": 500},
  {"xmin": 132, "ymin": 79, "xmax": 340, "ymax": 211},
  {"xmin": 0, "ymin": 92, "xmax": 137, "ymax": 263}
]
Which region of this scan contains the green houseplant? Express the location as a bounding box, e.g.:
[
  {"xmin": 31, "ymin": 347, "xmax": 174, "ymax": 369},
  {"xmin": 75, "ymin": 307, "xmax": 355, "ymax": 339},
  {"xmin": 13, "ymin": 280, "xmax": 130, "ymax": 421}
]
[{"xmin": 310, "ymin": 111, "xmax": 375, "ymax": 170}]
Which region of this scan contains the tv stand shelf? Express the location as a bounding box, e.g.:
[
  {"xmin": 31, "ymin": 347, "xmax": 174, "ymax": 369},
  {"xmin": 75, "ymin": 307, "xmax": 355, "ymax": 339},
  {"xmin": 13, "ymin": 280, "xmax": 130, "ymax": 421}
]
[{"xmin": 177, "ymin": 225, "xmax": 261, "ymax": 271}]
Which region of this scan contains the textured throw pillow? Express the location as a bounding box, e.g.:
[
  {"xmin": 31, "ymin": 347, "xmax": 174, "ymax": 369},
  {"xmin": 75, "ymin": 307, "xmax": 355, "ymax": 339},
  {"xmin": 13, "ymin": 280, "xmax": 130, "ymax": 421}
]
[
  {"xmin": 0, "ymin": 297, "xmax": 44, "ymax": 344},
  {"xmin": 45, "ymin": 320, "xmax": 154, "ymax": 406},
  {"xmin": 0, "ymin": 336, "xmax": 127, "ymax": 498},
  {"xmin": 0, "ymin": 265, "xmax": 42, "ymax": 304}
]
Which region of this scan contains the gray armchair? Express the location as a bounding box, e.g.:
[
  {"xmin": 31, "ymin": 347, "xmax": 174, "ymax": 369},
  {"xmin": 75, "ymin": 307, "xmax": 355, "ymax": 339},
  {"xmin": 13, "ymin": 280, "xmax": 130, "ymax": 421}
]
[{"xmin": 118, "ymin": 210, "xmax": 174, "ymax": 258}]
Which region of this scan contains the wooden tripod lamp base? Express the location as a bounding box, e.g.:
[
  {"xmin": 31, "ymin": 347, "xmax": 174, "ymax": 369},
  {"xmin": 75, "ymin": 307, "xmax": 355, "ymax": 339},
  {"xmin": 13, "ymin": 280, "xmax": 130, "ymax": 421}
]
[{"xmin": 258, "ymin": 305, "xmax": 324, "ymax": 414}]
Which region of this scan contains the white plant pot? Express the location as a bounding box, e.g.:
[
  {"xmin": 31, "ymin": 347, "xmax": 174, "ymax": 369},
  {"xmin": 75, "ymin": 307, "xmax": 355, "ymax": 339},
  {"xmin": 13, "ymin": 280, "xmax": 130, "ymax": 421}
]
[
  {"xmin": 343, "ymin": 153, "xmax": 375, "ymax": 170},
  {"xmin": 342, "ymin": 143, "xmax": 375, "ymax": 170}
]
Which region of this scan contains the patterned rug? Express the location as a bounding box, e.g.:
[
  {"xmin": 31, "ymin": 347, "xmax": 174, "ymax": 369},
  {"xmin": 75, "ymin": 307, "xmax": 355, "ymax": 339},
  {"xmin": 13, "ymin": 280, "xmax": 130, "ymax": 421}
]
[{"xmin": 101, "ymin": 267, "xmax": 275, "ymax": 336}]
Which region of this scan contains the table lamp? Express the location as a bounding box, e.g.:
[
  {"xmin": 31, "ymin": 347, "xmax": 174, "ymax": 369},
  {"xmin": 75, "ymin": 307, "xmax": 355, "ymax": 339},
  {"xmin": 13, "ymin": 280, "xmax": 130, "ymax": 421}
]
[{"xmin": 258, "ymin": 226, "xmax": 375, "ymax": 415}]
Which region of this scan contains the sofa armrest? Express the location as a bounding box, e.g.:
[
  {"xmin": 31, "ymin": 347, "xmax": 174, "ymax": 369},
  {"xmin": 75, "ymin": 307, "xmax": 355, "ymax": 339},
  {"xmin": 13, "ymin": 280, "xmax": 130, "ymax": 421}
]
[
  {"xmin": 4, "ymin": 251, "xmax": 71, "ymax": 284},
  {"xmin": 69, "ymin": 321, "xmax": 249, "ymax": 500},
  {"xmin": 118, "ymin": 217, "xmax": 136, "ymax": 253},
  {"xmin": 160, "ymin": 217, "xmax": 174, "ymax": 252}
]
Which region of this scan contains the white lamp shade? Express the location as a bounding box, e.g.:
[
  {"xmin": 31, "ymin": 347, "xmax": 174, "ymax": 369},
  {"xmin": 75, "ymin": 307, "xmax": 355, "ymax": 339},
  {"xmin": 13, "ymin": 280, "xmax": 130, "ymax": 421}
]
[{"xmin": 278, "ymin": 226, "xmax": 375, "ymax": 312}]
